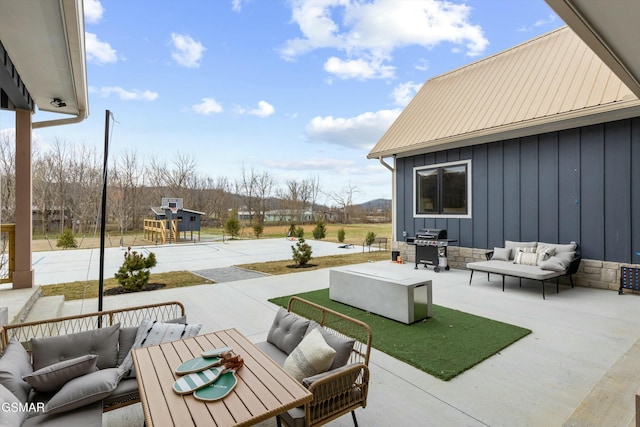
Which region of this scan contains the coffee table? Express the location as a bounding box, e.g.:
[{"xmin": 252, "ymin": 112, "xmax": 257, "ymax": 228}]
[{"xmin": 132, "ymin": 328, "xmax": 313, "ymax": 426}]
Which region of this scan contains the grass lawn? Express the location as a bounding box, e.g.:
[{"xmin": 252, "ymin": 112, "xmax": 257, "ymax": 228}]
[{"xmin": 269, "ymin": 288, "xmax": 532, "ymax": 381}]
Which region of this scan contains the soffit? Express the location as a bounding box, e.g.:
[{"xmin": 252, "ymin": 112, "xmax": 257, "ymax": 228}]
[
  {"xmin": 368, "ymin": 27, "xmax": 639, "ymax": 159},
  {"xmin": 546, "ymin": 0, "xmax": 640, "ymax": 99},
  {"xmin": 0, "ymin": 0, "xmax": 88, "ymax": 118}
]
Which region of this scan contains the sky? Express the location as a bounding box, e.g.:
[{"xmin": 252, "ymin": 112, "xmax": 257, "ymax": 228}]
[{"xmin": 1, "ymin": 0, "xmax": 565, "ymax": 205}]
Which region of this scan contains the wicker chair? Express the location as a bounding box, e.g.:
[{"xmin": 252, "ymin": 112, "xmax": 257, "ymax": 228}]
[{"xmin": 276, "ymin": 297, "xmax": 372, "ymax": 427}]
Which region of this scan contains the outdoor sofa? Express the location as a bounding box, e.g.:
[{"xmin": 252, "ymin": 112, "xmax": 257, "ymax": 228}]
[
  {"xmin": 256, "ymin": 296, "xmax": 372, "ymax": 427},
  {"xmin": 0, "ymin": 301, "xmax": 189, "ymax": 426},
  {"xmin": 467, "ymin": 240, "xmax": 581, "ymax": 299}
]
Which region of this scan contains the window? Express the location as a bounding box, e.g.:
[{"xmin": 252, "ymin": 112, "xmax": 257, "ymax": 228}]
[{"xmin": 414, "ymin": 160, "xmax": 471, "ymax": 218}]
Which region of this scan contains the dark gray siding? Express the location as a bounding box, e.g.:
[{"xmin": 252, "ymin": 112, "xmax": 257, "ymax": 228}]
[{"xmin": 396, "ymin": 117, "xmax": 640, "ymax": 264}]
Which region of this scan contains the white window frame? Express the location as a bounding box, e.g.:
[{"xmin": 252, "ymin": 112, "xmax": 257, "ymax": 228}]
[{"xmin": 413, "ymin": 159, "xmax": 472, "ymax": 219}]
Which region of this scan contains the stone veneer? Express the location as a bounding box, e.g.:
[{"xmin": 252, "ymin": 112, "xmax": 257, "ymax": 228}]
[{"xmin": 393, "ymin": 241, "xmax": 638, "ymax": 292}]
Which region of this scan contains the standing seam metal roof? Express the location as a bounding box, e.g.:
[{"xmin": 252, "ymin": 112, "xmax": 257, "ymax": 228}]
[{"xmin": 368, "ymin": 26, "xmax": 640, "ymax": 159}]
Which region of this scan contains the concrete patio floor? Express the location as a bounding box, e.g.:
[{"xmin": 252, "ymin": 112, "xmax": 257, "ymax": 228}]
[
  {"xmin": 66, "ymin": 262, "xmax": 640, "ymax": 426},
  {"xmin": 4, "ymin": 239, "xmax": 639, "ymax": 426}
]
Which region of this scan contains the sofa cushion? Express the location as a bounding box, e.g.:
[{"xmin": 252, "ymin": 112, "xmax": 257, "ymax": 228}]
[
  {"xmin": 302, "ymin": 363, "xmax": 360, "ymax": 388},
  {"xmin": 305, "ymin": 321, "xmax": 355, "ymax": 370},
  {"xmin": 535, "ymin": 246, "xmax": 556, "ymax": 264},
  {"xmin": 505, "ymin": 241, "xmax": 537, "ymax": 260},
  {"xmin": 23, "ymin": 354, "xmax": 98, "ymax": 393},
  {"xmin": 267, "ymin": 308, "xmax": 310, "ymax": 355},
  {"xmin": 0, "ymin": 383, "xmax": 28, "ymax": 425},
  {"xmin": 513, "ymin": 249, "xmax": 538, "ymax": 266},
  {"xmin": 467, "ymin": 260, "xmax": 563, "ymax": 280},
  {"xmin": 44, "ymin": 367, "xmax": 123, "ymax": 415},
  {"xmin": 117, "ymin": 315, "xmax": 187, "ymax": 366},
  {"xmin": 119, "ymin": 319, "xmax": 202, "ymax": 378},
  {"xmin": 538, "ymin": 241, "xmax": 577, "ymax": 254},
  {"xmin": 254, "ymin": 341, "xmax": 288, "ymax": 367},
  {"xmin": 102, "ymin": 377, "xmax": 139, "ymax": 408},
  {"xmin": 491, "ymin": 247, "xmax": 511, "ymax": 261},
  {"xmin": 31, "ymin": 323, "xmax": 120, "ymax": 371},
  {"xmin": 0, "ymin": 339, "xmax": 33, "ymax": 403},
  {"xmin": 283, "ymin": 328, "xmax": 336, "ymax": 382},
  {"xmin": 539, "ymin": 252, "xmax": 575, "ymax": 272}
]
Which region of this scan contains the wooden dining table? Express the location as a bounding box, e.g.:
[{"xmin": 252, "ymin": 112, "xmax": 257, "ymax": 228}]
[{"xmin": 132, "ymin": 328, "xmax": 313, "ymax": 426}]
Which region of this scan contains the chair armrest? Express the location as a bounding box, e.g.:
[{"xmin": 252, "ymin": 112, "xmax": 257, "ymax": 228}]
[
  {"xmin": 567, "ymin": 256, "xmax": 581, "ymax": 275},
  {"xmin": 305, "ymin": 363, "xmax": 370, "ymax": 416}
]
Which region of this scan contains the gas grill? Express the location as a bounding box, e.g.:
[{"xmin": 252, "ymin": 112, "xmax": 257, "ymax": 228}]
[{"xmin": 410, "ymin": 229, "xmax": 457, "ymax": 272}]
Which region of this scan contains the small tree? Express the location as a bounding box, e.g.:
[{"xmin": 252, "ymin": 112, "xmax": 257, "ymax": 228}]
[
  {"xmin": 225, "ymin": 210, "xmax": 241, "ymax": 239},
  {"xmin": 56, "ymin": 229, "xmax": 77, "ymax": 249},
  {"xmin": 365, "ymin": 231, "xmax": 376, "ymax": 246},
  {"xmin": 253, "ymin": 223, "xmax": 264, "ymax": 238},
  {"xmin": 312, "ymin": 220, "xmax": 326, "ymax": 240},
  {"xmin": 287, "ymin": 223, "xmax": 297, "ymax": 237},
  {"xmin": 295, "ymin": 226, "xmax": 304, "ymax": 238},
  {"xmin": 337, "ymin": 227, "xmax": 346, "ymax": 243},
  {"xmin": 291, "ymin": 237, "xmax": 313, "ymax": 266},
  {"xmin": 114, "ymin": 247, "xmax": 157, "ymax": 292}
]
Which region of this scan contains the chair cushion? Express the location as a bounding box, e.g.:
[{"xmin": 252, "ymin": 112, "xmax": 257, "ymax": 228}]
[
  {"xmin": 119, "ymin": 319, "xmax": 202, "ymax": 378},
  {"xmin": 31, "ymin": 323, "xmax": 120, "ymax": 370},
  {"xmin": 305, "ymin": 321, "xmax": 355, "ymax": 370},
  {"xmin": 44, "ymin": 367, "xmax": 123, "ymax": 415},
  {"xmin": 283, "ymin": 328, "xmax": 336, "ymax": 382},
  {"xmin": 0, "ymin": 339, "xmax": 33, "ymax": 403},
  {"xmin": 23, "ymin": 354, "xmax": 98, "ymax": 393},
  {"xmin": 267, "ymin": 308, "xmax": 310, "ymax": 355},
  {"xmin": 0, "ymin": 383, "xmax": 28, "ymax": 425}
]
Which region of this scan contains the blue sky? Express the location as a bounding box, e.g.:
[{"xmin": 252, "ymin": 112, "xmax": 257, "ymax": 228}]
[{"xmin": 3, "ymin": 0, "xmax": 564, "ymax": 205}]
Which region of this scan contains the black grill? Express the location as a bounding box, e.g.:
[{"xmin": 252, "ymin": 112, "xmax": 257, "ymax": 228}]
[{"xmin": 410, "ymin": 229, "xmax": 456, "ymax": 272}]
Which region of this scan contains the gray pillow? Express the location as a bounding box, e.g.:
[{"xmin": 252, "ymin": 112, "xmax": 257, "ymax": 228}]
[
  {"xmin": 23, "ymin": 354, "xmax": 98, "ymax": 393},
  {"xmin": 0, "ymin": 383, "xmax": 28, "ymax": 425},
  {"xmin": 540, "ymin": 252, "xmax": 575, "ymax": 272},
  {"xmin": 505, "ymin": 241, "xmax": 537, "ymax": 260},
  {"xmin": 538, "ymin": 242, "xmax": 577, "ymax": 254},
  {"xmin": 117, "ymin": 315, "xmax": 187, "ymax": 366},
  {"xmin": 305, "ymin": 321, "xmax": 355, "ymax": 370},
  {"xmin": 491, "ymin": 247, "xmax": 511, "ymax": 261},
  {"xmin": 31, "ymin": 323, "xmax": 120, "ymax": 370},
  {"xmin": 267, "ymin": 308, "xmax": 310, "ymax": 355},
  {"xmin": 44, "ymin": 367, "xmax": 123, "ymax": 414},
  {"xmin": 0, "ymin": 339, "xmax": 33, "ymax": 403}
]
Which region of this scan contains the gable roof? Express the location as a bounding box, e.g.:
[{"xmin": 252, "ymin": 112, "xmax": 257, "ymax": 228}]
[{"xmin": 368, "ymin": 26, "xmax": 640, "ymax": 160}]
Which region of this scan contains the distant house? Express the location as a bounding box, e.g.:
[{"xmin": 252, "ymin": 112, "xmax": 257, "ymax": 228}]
[{"xmin": 368, "ymin": 26, "xmax": 640, "ymax": 291}]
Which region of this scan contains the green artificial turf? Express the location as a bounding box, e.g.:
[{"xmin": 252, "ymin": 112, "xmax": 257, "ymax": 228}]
[{"xmin": 269, "ymin": 289, "xmax": 531, "ymax": 381}]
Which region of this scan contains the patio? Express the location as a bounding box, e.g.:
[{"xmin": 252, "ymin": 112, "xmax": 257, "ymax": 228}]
[{"xmin": 46, "ymin": 253, "xmax": 638, "ymax": 426}]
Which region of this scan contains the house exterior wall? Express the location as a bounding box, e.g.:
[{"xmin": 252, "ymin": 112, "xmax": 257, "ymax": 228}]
[{"xmin": 394, "ymin": 117, "xmax": 640, "ymax": 289}]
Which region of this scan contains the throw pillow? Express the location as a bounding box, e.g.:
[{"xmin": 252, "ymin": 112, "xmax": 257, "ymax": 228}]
[
  {"xmin": 283, "ymin": 328, "xmax": 336, "ymax": 382},
  {"xmin": 513, "ymin": 249, "xmax": 538, "ymax": 266},
  {"xmin": 305, "ymin": 321, "xmax": 355, "ymax": 370},
  {"xmin": 0, "ymin": 383, "xmax": 28, "ymax": 425},
  {"xmin": 536, "ymin": 246, "xmax": 557, "ymax": 265},
  {"xmin": 119, "ymin": 319, "xmax": 202, "ymax": 378},
  {"xmin": 505, "ymin": 241, "xmax": 537, "ymax": 259},
  {"xmin": 44, "ymin": 367, "xmax": 123, "ymax": 414},
  {"xmin": 31, "ymin": 323, "xmax": 120, "ymax": 370},
  {"xmin": 267, "ymin": 308, "xmax": 310, "ymax": 355},
  {"xmin": 23, "ymin": 354, "xmax": 98, "ymax": 393},
  {"xmin": 539, "ymin": 252, "xmax": 575, "ymax": 272},
  {"xmin": 0, "ymin": 339, "xmax": 33, "ymax": 403},
  {"xmin": 491, "ymin": 247, "xmax": 511, "ymax": 261},
  {"xmin": 117, "ymin": 315, "xmax": 187, "ymax": 366}
]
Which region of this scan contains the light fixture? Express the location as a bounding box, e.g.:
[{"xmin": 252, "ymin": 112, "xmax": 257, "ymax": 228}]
[{"xmin": 50, "ymin": 98, "xmax": 66, "ymax": 108}]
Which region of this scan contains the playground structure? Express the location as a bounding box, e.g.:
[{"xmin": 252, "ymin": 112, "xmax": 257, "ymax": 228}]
[{"xmin": 143, "ymin": 198, "xmax": 203, "ymax": 244}]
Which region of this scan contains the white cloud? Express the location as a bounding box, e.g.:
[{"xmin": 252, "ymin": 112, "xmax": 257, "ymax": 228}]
[
  {"xmin": 231, "ymin": 0, "xmax": 249, "ymax": 12},
  {"xmin": 170, "ymin": 33, "xmax": 206, "ymax": 68},
  {"xmin": 281, "ymin": 0, "xmax": 488, "ymax": 80},
  {"xmin": 414, "ymin": 58, "xmax": 429, "ymax": 71},
  {"xmin": 192, "ymin": 98, "xmax": 224, "ymax": 115},
  {"xmin": 85, "ymin": 32, "xmax": 117, "ymax": 65},
  {"xmin": 98, "ymin": 86, "xmax": 159, "ymax": 101},
  {"xmin": 391, "ymin": 81, "xmax": 422, "ymax": 107},
  {"xmin": 305, "ymin": 109, "xmax": 401, "ymax": 149},
  {"xmin": 235, "ymin": 101, "xmax": 275, "ymax": 117},
  {"xmin": 84, "ymin": 0, "xmax": 104, "ymax": 24},
  {"xmin": 324, "ymin": 57, "xmax": 395, "ymax": 80},
  {"xmin": 518, "ymin": 14, "xmax": 558, "ymax": 32}
]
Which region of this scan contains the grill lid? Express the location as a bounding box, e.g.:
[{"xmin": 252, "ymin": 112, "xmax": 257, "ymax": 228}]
[{"xmin": 417, "ymin": 229, "xmax": 447, "ymax": 239}]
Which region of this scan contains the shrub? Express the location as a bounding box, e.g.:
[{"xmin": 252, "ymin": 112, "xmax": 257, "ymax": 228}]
[
  {"xmin": 291, "ymin": 237, "xmax": 313, "ymax": 266},
  {"xmin": 365, "ymin": 231, "xmax": 376, "ymax": 246},
  {"xmin": 295, "ymin": 226, "xmax": 304, "ymax": 238},
  {"xmin": 287, "ymin": 223, "xmax": 296, "ymax": 237},
  {"xmin": 225, "ymin": 210, "xmax": 241, "ymax": 238},
  {"xmin": 253, "ymin": 223, "xmax": 264, "ymax": 238},
  {"xmin": 312, "ymin": 220, "xmax": 326, "ymax": 240},
  {"xmin": 56, "ymin": 229, "xmax": 77, "ymax": 249},
  {"xmin": 337, "ymin": 227, "xmax": 346, "ymax": 243},
  {"xmin": 114, "ymin": 247, "xmax": 157, "ymax": 292}
]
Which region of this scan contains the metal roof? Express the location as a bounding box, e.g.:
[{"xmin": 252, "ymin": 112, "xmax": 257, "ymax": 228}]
[
  {"xmin": 368, "ymin": 26, "xmax": 640, "ymax": 160},
  {"xmin": 0, "ymin": 0, "xmax": 88, "ymax": 126}
]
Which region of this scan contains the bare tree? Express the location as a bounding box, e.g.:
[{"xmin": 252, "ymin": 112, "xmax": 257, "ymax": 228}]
[
  {"xmin": 254, "ymin": 170, "xmax": 275, "ymax": 224},
  {"xmin": 326, "ymin": 183, "xmax": 361, "ymax": 224},
  {"xmin": 110, "ymin": 149, "xmax": 144, "ymax": 235},
  {"xmin": 68, "ymin": 144, "xmax": 101, "ymax": 234},
  {"xmin": 0, "ymin": 131, "xmax": 16, "ymax": 222},
  {"xmin": 237, "ymin": 166, "xmax": 258, "ymax": 224}
]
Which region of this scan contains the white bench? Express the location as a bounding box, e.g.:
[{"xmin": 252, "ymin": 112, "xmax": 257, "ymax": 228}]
[{"xmin": 329, "ymin": 264, "xmax": 432, "ymax": 324}]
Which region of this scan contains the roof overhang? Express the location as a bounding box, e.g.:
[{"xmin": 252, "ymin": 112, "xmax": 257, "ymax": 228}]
[
  {"xmin": 546, "ymin": 0, "xmax": 640, "ymax": 98},
  {"xmin": 0, "ymin": 0, "xmax": 88, "ymax": 125}
]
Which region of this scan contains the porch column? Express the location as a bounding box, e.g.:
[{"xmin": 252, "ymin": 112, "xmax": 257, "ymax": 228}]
[{"xmin": 13, "ymin": 108, "xmax": 34, "ymax": 288}]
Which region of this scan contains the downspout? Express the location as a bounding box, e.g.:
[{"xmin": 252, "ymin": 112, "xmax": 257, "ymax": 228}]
[
  {"xmin": 378, "ymin": 156, "xmax": 397, "ymax": 244},
  {"xmin": 32, "ymin": 109, "xmax": 87, "ymax": 128}
]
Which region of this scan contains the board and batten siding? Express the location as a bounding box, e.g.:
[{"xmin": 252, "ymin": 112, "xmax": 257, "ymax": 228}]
[{"xmin": 396, "ymin": 117, "xmax": 640, "ymax": 264}]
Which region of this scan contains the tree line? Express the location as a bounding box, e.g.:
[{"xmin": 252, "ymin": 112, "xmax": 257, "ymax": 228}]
[{"xmin": 0, "ymin": 136, "xmax": 379, "ymax": 235}]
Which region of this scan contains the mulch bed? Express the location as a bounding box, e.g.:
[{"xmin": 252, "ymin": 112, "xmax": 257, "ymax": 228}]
[{"xmin": 103, "ymin": 283, "xmax": 166, "ymax": 295}]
